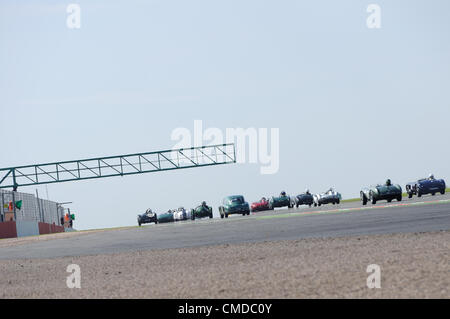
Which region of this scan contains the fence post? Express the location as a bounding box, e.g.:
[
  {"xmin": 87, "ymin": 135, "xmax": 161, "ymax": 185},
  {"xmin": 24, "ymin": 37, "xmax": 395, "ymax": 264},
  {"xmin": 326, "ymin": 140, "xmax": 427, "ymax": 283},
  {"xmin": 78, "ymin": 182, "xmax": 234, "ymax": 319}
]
[
  {"xmin": 56, "ymin": 203, "xmax": 60, "ymax": 226},
  {"xmin": 36, "ymin": 190, "xmax": 42, "ymax": 223},
  {"xmin": 1, "ymin": 191, "xmax": 4, "ymax": 222},
  {"xmin": 42, "ymin": 199, "xmax": 45, "ymax": 223},
  {"xmin": 12, "ymin": 191, "xmax": 17, "ymax": 221}
]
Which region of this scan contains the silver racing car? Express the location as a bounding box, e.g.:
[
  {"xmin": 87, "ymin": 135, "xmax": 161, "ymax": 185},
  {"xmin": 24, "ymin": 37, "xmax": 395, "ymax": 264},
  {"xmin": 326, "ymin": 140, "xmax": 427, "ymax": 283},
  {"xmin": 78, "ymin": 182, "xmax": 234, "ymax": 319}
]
[
  {"xmin": 173, "ymin": 207, "xmax": 191, "ymax": 221},
  {"xmin": 313, "ymin": 188, "xmax": 342, "ymax": 207}
]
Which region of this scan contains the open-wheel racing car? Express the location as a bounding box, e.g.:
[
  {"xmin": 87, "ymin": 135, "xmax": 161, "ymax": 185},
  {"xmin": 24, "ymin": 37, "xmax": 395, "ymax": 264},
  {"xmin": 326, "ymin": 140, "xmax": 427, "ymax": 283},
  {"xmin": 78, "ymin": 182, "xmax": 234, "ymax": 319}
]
[
  {"xmin": 406, "ymin": 174, "xmax": 446, "ymax": 198},
  {"xmin": 173, "ymin": 207, "xmax": 191, "ymax": 221},
  {"xmin": 294, "ymin": 190, "xmax": 314, "ymax": 208},
  {"xmin": 314, "ymin": 188, "xmax": 341, "ymax": 206},
  {"xmin": 218, "ymin": 195, "xmax": 250, "ymax": 218},
  {"xmin": 251, "ymin": 197, "xmax": 271, "ymax": 212},
  {"xmin": 269, "ymin": 191, "xmax": 294, "ymax": 209},
  {"xmin": 190, "ymin": 201, "xmax": 213, "ymax": 220},
  {"xmin": 360, "ymin": 179, "xmax": 402, "ymax": 205},
  {"xmin": 137, "ymin": 208, "xmax": 158, "ymax": 226},
  {"xmin": 157, "ymin": 210, "xmax": 175, "ymax": 223}
]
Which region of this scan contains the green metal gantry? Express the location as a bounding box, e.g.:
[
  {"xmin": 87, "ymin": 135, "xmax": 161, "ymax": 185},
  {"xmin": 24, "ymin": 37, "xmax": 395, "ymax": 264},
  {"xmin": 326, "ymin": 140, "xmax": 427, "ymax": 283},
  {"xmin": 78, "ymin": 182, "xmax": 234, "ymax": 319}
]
[{"xmin": 0, "ymin": 144, "xmax": 236, "ymax": 190}]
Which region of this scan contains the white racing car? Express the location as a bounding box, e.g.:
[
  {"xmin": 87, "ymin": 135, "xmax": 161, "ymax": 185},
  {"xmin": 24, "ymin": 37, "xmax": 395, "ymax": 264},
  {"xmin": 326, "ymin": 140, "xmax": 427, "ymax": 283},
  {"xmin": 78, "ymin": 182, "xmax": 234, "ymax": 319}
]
[
  {"xmin": 173, "ymin": 207, "xmax": 191, "ymax": 221},
  {"xmin": 313, "ymin": 188, "xmax": 342, "ymax": 207}
]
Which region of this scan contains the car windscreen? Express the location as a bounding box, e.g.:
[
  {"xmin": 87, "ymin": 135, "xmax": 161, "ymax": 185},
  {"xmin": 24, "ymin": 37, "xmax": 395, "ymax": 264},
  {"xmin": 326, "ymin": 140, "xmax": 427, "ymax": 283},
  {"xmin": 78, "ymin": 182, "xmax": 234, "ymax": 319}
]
[{"xmin": 229, "ymin": 196, "xmax": 244, "ymax": 204}]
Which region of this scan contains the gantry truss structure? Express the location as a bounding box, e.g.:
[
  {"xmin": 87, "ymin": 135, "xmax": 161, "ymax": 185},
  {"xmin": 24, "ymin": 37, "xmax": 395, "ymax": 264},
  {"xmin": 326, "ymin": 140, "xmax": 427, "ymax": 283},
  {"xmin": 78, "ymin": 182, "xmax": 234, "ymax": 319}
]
[{"xmin": 0, "ymin": 144, "xmax": 236, "ymax": 190}]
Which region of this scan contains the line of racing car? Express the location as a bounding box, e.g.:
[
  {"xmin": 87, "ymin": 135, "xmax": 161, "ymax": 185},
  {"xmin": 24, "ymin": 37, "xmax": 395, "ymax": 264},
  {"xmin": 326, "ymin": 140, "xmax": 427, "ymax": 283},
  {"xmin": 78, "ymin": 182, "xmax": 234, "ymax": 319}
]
[{"xmin": 137, "ymin": 174, "xmax": 446, "ymax": 226}]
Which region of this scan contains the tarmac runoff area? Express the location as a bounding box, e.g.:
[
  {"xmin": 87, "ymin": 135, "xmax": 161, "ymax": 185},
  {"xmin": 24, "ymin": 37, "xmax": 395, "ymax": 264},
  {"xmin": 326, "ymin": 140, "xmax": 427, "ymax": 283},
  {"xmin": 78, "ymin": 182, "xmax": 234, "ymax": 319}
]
[{"xmin": 0, "ymin": 194, "xmax": 449, "ymax": 298}]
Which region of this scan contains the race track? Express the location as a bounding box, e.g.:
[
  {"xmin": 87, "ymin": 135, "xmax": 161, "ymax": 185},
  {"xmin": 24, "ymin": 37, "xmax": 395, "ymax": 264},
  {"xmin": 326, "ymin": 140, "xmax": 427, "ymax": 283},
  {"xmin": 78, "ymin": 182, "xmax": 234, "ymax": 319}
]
[{"xmin": 1, "ymin": 194, "xmax": 450, "ymax": 260}]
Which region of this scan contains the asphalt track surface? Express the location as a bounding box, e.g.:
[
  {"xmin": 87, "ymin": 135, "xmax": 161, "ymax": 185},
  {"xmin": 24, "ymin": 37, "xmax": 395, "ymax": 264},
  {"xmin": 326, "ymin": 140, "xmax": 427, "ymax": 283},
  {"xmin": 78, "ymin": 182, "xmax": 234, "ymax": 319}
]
[{"xmin": 1, "ymin": 194, "xmax": 450, "ymax": 260}]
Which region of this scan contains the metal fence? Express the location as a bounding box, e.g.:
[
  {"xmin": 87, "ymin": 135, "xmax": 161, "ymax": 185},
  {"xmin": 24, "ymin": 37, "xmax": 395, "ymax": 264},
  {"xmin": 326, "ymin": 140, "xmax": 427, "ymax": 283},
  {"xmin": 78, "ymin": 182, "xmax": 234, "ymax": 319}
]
[{"xmin": 0, "ymin": 189, "xmax": 64, "ymax": 225}]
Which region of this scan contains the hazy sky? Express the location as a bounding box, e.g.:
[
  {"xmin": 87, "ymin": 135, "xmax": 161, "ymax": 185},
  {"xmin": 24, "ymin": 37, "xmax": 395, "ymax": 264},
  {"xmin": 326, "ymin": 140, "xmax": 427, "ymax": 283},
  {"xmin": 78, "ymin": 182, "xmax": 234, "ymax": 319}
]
[{"xmin": 1, "ymin": 0, "xmax": 449, "ymax": 229}]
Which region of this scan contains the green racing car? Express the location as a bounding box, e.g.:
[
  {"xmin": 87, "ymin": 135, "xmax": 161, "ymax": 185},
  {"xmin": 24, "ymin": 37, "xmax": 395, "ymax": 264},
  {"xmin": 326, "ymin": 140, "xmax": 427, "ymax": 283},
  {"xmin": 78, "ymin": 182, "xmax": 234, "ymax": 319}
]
[
  {"xmin": 269, "ymin": 191, "xmax": 294, "ymax": 209},
  {"xmin": 218, "ymin": 195, "xmax": 250, "ymax": 218},
  {"xmin": 360, "ymin": 179, "xmax": 402, "ymax": 205},
  {"xmin": 190, "ymin": 201, "xmax": 213, "ymax": 220}
]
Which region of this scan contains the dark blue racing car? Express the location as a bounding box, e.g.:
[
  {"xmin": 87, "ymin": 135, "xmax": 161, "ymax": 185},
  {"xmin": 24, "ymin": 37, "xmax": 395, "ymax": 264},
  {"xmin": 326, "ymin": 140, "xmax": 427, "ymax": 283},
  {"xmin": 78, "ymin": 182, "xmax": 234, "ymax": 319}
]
[
  {"xmin": 406, "ymin": 174, "xmax": 446, "ymax": 198},
  {"xmin": 294, "ymin": 190, "xmax": 314, "ymax": 208},
  {"xmin": 137, "ymin": 208, "xmax": 158, "ymax": 226}
]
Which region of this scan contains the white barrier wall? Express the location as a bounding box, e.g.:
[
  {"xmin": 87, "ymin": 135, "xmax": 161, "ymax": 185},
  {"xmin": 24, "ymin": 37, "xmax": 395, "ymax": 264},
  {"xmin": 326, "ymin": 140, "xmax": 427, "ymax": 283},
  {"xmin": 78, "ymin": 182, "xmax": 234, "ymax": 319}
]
[{"xmin": 15, "ymin": 220, "xmax": 40, "ymax": 237}]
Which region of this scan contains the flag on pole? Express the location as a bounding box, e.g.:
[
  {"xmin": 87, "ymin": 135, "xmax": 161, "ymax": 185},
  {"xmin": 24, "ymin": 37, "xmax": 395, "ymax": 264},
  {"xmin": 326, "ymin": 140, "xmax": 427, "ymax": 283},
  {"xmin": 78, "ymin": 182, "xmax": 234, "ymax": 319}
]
[{"xmin": 15, "ymin": 200, "xmax": 23, "ymax": 210}]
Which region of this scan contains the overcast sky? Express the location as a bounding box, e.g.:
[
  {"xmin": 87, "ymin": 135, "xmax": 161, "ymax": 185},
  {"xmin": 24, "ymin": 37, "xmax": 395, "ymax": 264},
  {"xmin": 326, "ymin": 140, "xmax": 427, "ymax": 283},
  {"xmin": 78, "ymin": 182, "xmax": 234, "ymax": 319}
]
[{"xmin": 1, "ymin": 0, "xmax": 449, "ymax": 229}]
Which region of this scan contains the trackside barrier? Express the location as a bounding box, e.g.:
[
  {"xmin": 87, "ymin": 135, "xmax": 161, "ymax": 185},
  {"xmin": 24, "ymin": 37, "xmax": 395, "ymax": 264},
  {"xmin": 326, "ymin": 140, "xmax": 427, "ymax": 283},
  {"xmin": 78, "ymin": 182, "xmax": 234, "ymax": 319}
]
[
  {"xmin": 16, "ymin": 220, "xmax": 40, "ymax": 237},
  {"xmin": 38, "ymin": 222, "xmax": 64, "ymax": 235},
  {"xmin": 0, "ymin": 221, "xmax": 17, "ymax": 239},
  {"xmin": 0, "ymin": 189, "xmax": 64, "ymax": 225},
  {"xmin": 0, "ymin": 221, "xmax": 65, "ymax": 239}
]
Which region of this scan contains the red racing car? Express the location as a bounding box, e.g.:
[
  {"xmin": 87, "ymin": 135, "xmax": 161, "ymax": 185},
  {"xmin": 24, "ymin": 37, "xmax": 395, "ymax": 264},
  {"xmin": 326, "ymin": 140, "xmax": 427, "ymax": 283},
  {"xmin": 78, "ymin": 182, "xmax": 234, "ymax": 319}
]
[{"xmin": 251, "ymin": 197, "xmax": 271, "ymax": 212}]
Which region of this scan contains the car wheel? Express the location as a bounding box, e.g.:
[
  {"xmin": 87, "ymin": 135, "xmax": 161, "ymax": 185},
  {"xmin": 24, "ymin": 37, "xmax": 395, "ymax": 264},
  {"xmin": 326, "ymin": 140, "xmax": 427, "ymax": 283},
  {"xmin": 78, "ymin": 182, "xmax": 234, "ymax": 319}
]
[
  {"xmin": 441, "ymin": 189, "xmax": 445, "ymax": 195},
  {"xmin": 387, "ymin": 199, "xmax": 392, "ymax": 203},
  {"xmin": 432, "ymin": 193, "xmax": 436, "ymax": 196},
  {"xmin": 397, "ymin": 195, "xmax": 402, "ymax": 202},
  {"xmin": 417, "ymin": 191, "xmax": 422, "ymax": 197},
  {"xmin": 361, "ymin": 193, "xmax": 367, "ymax": 206},
  {"xmin": 138, "ymin": 221, "xmax": 141, "ymax": 227},
  {"xmin": 225, "ymin": 213, "xmax": 229, "ymax": 218},
  {"xmin": 372, "ymin": 198, "xmax": 377, "ymax": 205}
]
